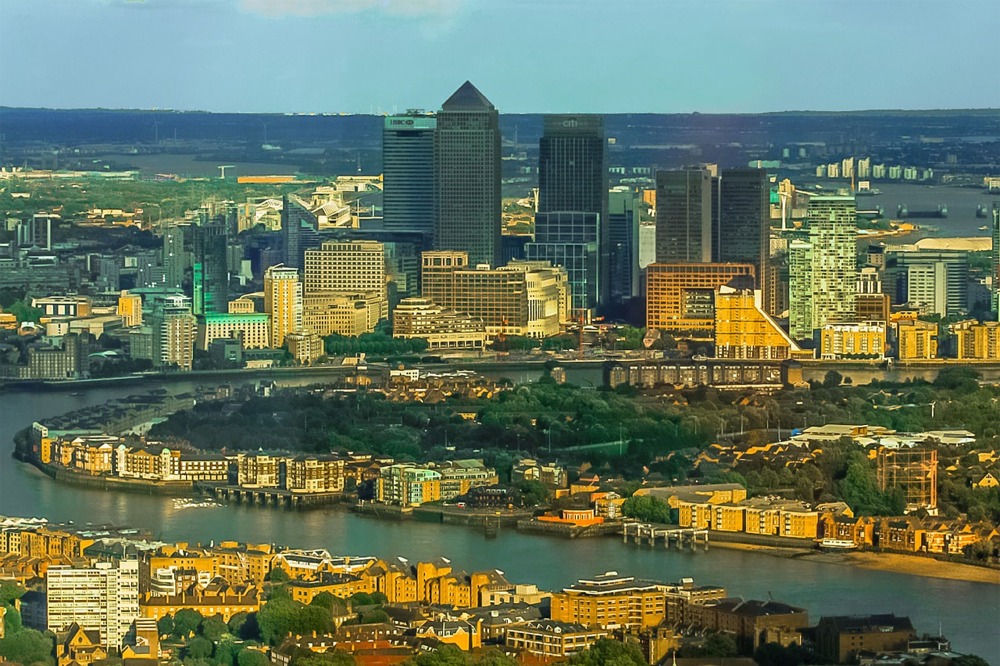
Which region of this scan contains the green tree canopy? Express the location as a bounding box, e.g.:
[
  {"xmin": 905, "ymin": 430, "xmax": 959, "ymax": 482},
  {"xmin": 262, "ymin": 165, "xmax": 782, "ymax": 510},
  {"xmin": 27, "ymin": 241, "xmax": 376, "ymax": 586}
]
[
  {"xmin": 0, "ymin": 628, "xmax": 55, "ymax": 666},
  {"xmin": 567, "ymin": 638, "xmax": 647, "ymax": 666}
]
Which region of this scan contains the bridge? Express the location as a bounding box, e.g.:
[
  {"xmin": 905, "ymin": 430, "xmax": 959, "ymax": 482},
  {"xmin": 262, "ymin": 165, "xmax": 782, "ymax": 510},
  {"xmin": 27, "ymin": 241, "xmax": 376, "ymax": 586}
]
[
  {"xmin": 199, "ymin": 483, "xmax": 341, "ymax": 509},
  {"xmin": 621, "ymin": 522, "xmax": 709, "ymax": 549}
]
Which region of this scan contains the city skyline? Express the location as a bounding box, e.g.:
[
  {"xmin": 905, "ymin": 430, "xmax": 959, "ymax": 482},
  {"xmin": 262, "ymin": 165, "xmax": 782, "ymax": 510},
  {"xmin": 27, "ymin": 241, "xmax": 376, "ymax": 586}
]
[{"xmin": 1, "ymin": 0, "xmax": 998, "ymax": 114}]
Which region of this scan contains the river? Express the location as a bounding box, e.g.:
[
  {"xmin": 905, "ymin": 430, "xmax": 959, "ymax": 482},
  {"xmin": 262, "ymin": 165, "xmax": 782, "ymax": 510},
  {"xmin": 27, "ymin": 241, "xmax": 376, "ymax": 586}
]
[{"xmin": 1, "ymin": 380, "xmax": 998, "ymax": 661}]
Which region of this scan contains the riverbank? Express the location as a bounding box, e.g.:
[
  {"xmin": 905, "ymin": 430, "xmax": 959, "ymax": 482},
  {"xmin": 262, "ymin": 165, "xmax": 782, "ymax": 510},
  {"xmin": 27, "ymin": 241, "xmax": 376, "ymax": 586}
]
[{"xmin": 708, "ymin": 540, "xmax": 1000, "ymax": 585}]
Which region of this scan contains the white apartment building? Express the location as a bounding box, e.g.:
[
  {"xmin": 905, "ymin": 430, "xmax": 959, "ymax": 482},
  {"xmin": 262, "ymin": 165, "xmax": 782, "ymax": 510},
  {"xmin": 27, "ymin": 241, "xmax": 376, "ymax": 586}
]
[{"xmin": 46, "ymin": 558, "xmax": 139, "ymax": 648}]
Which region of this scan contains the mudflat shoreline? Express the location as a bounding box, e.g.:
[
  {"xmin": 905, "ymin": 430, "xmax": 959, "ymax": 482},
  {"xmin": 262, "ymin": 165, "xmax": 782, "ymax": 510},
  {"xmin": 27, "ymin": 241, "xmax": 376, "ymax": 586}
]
[{"xmin": 709, "ymin": 540, "xmax": 1000, "ymax": 585}]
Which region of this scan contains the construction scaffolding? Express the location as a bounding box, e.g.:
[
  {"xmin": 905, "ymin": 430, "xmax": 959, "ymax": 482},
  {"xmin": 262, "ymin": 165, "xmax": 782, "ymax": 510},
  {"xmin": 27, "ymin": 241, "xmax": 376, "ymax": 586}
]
[{"xmin": 877, "ymin": 448, "xmax": 938, "ymax": 514}]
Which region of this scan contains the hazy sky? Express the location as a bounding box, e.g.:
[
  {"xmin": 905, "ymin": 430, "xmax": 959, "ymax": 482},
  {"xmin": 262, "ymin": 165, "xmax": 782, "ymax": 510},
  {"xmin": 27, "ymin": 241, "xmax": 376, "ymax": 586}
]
[{"xmin": 1, "ymin": 0, "xmax": 998, "ymax": 114}]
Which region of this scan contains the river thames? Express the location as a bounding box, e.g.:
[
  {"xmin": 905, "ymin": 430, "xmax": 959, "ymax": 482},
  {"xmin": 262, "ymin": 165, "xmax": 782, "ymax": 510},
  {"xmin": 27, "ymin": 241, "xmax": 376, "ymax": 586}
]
[{"xmin": 1, "ymin": 379, "xmax": 998, "ymax": 661}]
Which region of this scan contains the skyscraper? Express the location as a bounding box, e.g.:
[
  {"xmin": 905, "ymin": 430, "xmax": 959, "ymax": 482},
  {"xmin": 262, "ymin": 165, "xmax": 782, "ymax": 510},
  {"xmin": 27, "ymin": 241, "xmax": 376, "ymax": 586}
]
[
  {"xmin": 434, "ymin": 81, "xmax": 501, "ymax": 267},
  {"xmin": 655, "ymin": 168, "xmax": 714, "ymax": 263},
  {"xmin": 147, "ymin": 294, "xmax": 197, "ymax": 371},
  {"xmin": 264, "ymin": 264, "xmax": 303, "ymax": 348},
  {"xmin": 526, "ymin": 212, "xmax": 600, "ymax": 317},
  {"xmin": 537, "ymin": 114, "xmax": 609, "ymax": 307},
  {"xmin": 192, "ymin": 221, "xmax": 228, "ymax": 316},
  {"xmin": 607, "ymin": 188, "xmax": 640, "ymax": 306},
  {"xmin": 383, "ymin": 112, "xmax": 437, "ymax": 236},
  {"xmin": 788, "ymin": 196, "xmax": 858, "ymax": 340},
  {"xmin": 162, "ymin": 224, "xmax": 188, "ymax": 290},
  {"xmin": 282, "ymin": 195, "xmax": 320, "ymax": 269},
  {"xmin": 715, "ymin": 168, "xmax": 770, "ymax": 303},
  {"xmin": 993, "ymin": 204, "xmax": 1000, "ymax": 318}
]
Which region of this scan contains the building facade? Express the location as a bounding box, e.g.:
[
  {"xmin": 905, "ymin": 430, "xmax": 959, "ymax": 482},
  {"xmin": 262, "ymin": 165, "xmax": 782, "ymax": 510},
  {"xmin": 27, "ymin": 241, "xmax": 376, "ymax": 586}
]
[
  {"xmin": 655, "ymin": 167, "xmax": 713, "ymax": 263},
  {"xmin": 46, "ymin": 559, "xmax": 140, "ymax": 648},
  {"xmin": 382, "ymin": 112, "xmax": 437, "ymax": 236},
  {"xmin": 646, "ymin": 263, "xmax": 755, "ymax": 338},
  {"xmin": 264, "ymin": 264, "xmax": 303, "ymax": 349}
]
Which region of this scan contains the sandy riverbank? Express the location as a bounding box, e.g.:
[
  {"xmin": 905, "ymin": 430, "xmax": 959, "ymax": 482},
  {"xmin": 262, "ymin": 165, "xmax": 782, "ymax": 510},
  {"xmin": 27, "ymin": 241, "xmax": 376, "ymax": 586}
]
[{"xmin": 709, "ymin": 540, "xmax": 1000, "ymax": 585}]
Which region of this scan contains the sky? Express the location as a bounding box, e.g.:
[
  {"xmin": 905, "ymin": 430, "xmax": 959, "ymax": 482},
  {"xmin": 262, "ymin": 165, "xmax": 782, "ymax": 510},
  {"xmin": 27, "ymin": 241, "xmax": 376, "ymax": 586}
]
[{"xmin": 1, "ymin": 0, "xmax": 998, "ymax": 114}]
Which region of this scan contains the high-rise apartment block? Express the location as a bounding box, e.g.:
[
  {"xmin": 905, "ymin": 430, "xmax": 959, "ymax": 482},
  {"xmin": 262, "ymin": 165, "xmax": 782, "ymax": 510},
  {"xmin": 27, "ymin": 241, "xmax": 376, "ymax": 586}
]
[
  {"xmin": 147, "ymin": 295, "xmax": 197, "ymax": 371},
  {"xmin": 788, "ymin": 196, "xmax": 857, "ymax": 340},
  {"xmin": 992, "ymin": 204, "xmax": 1000, "ymax": 317},
  {"xmin": 895, "ymin": 320, "xmax": 938, "ymax": 360},
  {"xmin": 434, "ymin": 82, "xmax": 502, "ymax": 267},
  {"xmin": 264, "ymin": 264, "xmax": 303, "ymax": 348},
  {"xmin": 646, "ymin": 263, "xmax": 755, "ymax": 337},
  {"xmin": 951, "ymin": 320, "xmax": 1000, "ymax": 360},
  {"xmin": 655, "ymin": 168, "xmax": 714, "ymax": 263},
  {"xmin": 117, "ymin": 290, "xmax": 143, "ymax": 327},
  {"xmin": 383, "ymin": 112, "xmax": 437, "ymax": 236},
  {"xmin": 303, "ymin": 240, "xmax": 388, "ymax": 322},
  {"xmin": 162, "ymin": 224, "xmax": 188, "ymax": 290},
  {"xmin": 46, "ymin": 558, "xmax": 140, "ymax": 648}
]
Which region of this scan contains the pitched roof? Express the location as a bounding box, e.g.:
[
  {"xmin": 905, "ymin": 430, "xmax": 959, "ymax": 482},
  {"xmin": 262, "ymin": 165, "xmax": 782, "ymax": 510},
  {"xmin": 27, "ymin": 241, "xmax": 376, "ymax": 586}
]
[{"xmin": 441, "ymin": 81, "xmax": 495, "ymax": 111}]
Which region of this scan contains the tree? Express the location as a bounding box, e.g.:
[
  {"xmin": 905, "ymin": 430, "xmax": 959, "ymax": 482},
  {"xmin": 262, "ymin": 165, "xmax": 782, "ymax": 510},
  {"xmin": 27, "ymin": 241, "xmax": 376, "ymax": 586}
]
[
  {"xmin": 295, "ymin": 653, "xmax": 356, "ymax": 666},
  {"xmin": 406, "ymin": 645, "xmax": 471, "ymax": 666},
  {"xmin": 0, "ymin": 605, "xmax": 22, "ymax": 636},
  {"xmin": 0, "ymin": 582, "xmax": 25, "ymax": 606},
  {"xmin": 200, "ymin": 614, "xmax": 228, "ymax": 641},
  {"xmin": 822, "ymin": 371, "xmax": 843, "ymax": 388},
  {"xmin": 158, "ymin": 614, "xmax": 174, "ymax": 637},
  {"xmin": 238, "ymin": 649, "xmax": 272, "ymax": 666},
  {"xmin": 172, "ymin": 608, "xmax": 205, "ymax": 638},
  {"xmin": 703, "ymin": 633, "xmax": 738, "ymax": 658},
  {"xmin": 621, "ymin": 494, "xmax": 672, "ymax": 524},
  {"xmin": 186, "ymin": 637, "xmax": 214, "ymax": 660},
  {"xmin": 567, "ymin": 638, "xmax": 646, "ymax": 666},
  {"xmin": 227, "ymin": 612, "xmax": 250, "ymax": 637},
  {"xmin": 267, "ymin": 567, "xmax": 290, "ymax": 583},
  {"xmin": 0, "ymin": 628, "xmax": 55, "ymax": 666},
  {"xmin": 309, "ymin": 591, "xmax": 347, "ymax": 614}
]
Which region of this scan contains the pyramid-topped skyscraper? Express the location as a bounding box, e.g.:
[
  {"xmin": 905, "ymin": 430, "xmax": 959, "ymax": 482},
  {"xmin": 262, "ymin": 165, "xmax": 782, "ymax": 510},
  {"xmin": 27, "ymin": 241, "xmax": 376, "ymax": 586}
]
[{"xmin": 434, "ymin": 81, "xmax": 501, "ymax": 267}]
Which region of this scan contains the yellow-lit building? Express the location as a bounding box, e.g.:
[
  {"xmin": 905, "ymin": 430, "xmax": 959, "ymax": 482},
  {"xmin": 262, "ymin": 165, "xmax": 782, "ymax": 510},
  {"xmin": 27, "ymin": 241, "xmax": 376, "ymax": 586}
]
[
  {"xmin": 197, "ymin": 313, "xmax": 270, "ymax": 351},
  {"xmin": 264, "ymin": 264, "xmax": 303, "ymax": 349},
  {"xmin": 286, "ymin": 331, "xmax": 325, "ymax": 364},
  {"xmin": 550, "ymin": 572, "xmax": 667, "ymax": 630},
  {"xmin": 951, "ymin": 320, "xmax": 1000, "ymax": 360},
  {"xmin": 377, "ymin": 464, "xmax": 442, "ymax": 506},
  {"xmin": 227, "ymin": 297, "xmax": 257, "ymax": 314},
  {"xmin": 117, "ymin": 291, "xmax": 143, "ymax": 327},
  {"xmin": 646, "ymin": 263, "xmax": 755, "ymax": 337},
  {"xmin": 138, "ymin": 583, "xmax": 260, "ymax": 622},
  {"xmin": 392, "ymin": 298, "xmax": 486, "ymax": 350},
  {"xmin": 419, "ymin": 252, "xmax": 569, "ymax": 339},
  {"xmin": 303, "ymin": 240, "xmax": 388, "ymax": 321},
  {"xmin": 302, "ymin": 291, "xmax": 382, "ymax": 337},
  {"xmin": 714, "ymin": 285, "xmax": 804, "ymax": 360},
  {"xmin": 896, "ymin": 320, "xmax": 938, "ymax": 360},
  {"xmin": 288, "ymin": 574, "xmax": 377, "ymax": 605},
  {"xmin": 819, "ymin": 322, "xmax": 886, "ymax": 360}
]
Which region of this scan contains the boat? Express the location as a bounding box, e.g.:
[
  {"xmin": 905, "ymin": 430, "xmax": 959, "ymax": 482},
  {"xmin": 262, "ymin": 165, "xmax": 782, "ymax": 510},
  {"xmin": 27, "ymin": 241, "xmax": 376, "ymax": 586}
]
[
  {"xmin": 818, "ymin": 538, "xmax": 858, "ymax": 552},
  {"xmin": 979, "ymin": 226, "xmax": 989, "ymax": 231}
]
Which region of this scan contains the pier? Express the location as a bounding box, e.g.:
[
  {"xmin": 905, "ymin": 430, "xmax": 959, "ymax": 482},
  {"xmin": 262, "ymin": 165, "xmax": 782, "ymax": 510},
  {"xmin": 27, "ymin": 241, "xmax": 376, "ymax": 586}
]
[
  {"xmin": 200, "ymin": 484, "xmax": 342, "ymax": 509},
  {"xmin": 621, "ymin": 522, "xmax": 709, "ymax": 549}
]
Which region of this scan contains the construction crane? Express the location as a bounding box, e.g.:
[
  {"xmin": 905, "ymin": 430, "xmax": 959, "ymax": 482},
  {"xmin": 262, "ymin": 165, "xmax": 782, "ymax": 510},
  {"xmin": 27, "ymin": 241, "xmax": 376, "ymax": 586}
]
[{"xmin": 218, "ymin": 165, "xmax": 236, "ymax": 179}]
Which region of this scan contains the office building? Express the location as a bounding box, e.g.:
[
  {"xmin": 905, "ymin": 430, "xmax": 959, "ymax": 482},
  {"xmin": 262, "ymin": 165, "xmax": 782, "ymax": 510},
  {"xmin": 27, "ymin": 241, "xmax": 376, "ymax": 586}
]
[
  {"xmin": 117, "ymin": 291, "xmax": 143, "ymax": 327},
  {"xmin": 815, "ymin": 615, "xmax": 917, "ymax": 664},
  {"xmin": 46, "ymin": 559, "xmax": 140, "ymax": 648},
  {"xmin": 17, "ymin": 213, "xmax": 56, "ymax": 250},
  {"xmin": 434, "ymin": 81, "xmax": 502, "ymax": 267},
  {"xmin": 856, "ymin": 266, "xmax": 891, "ymax": 322},
  {"xmin": 420, "ymin": 251, "xmax": 569, "ymax": 339},
  {"xmin": 646, "ymin": 263, "xmax": 755, "ymax": 337},
  {"xmin": 383, "ymin": 112, "xmax": 437, "ymax": 236},
  {"xmin": 607, "ymin": 188, "xmax": 640, "ymax": 305},
  {"xmin": 264, "ymin": 264, "xmax": 303, "ymax": 348},
  {"xmin": 147, "ymin": 295, "xmax": 196, "ymax": 371},
  {"xmin": 526, "ymin": 211, "xmax": 599, "ymax": 317},
  {"xmin": 538, "ymin": 114, "xmax": 608, "ymax": 305},
  {"xmin": 304, "ymin": 240, "xmax": 388, "ymax": 321},
  {"xmin": 714, "ymin": 284, "xmax": 803, "ymax": 360},
  {"xmin": 302, "ymin": 292, "xmax": 382, "ymax": 336},
  {"xmin": 282, "ymin": 195, "xmax": 321, "ymax": 270},
  {"xmin": 286, "ymin": 331, "xmax": 325, "ymax": 364},
  {"xmin": 192, "ymin": 222, "xmax": 228, "ymax": 316},
  {"xmin": 655, "ymin": 168, "xmax": 713, "ymax": 263},
  {"xmin": 197, "ymin": 313, "xmax": 270, "ymax": 351},
  {"xmin": 162, "ymin": 225, "xmax": 188, "ymax": 290},
  {"xmin": 392, "ymin": 297, "xmax": 486, "ymax": 350},
  {"xmin": 715, "ymin": 168, "xmax": 770, "ymax": 306},
  {"xmin": 788, "ymin": 196, "xmax": 857, "ymax": 340},
  {"xmin": 886, "ymin": 249, "xmax": 969, "ymax": 318}
]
